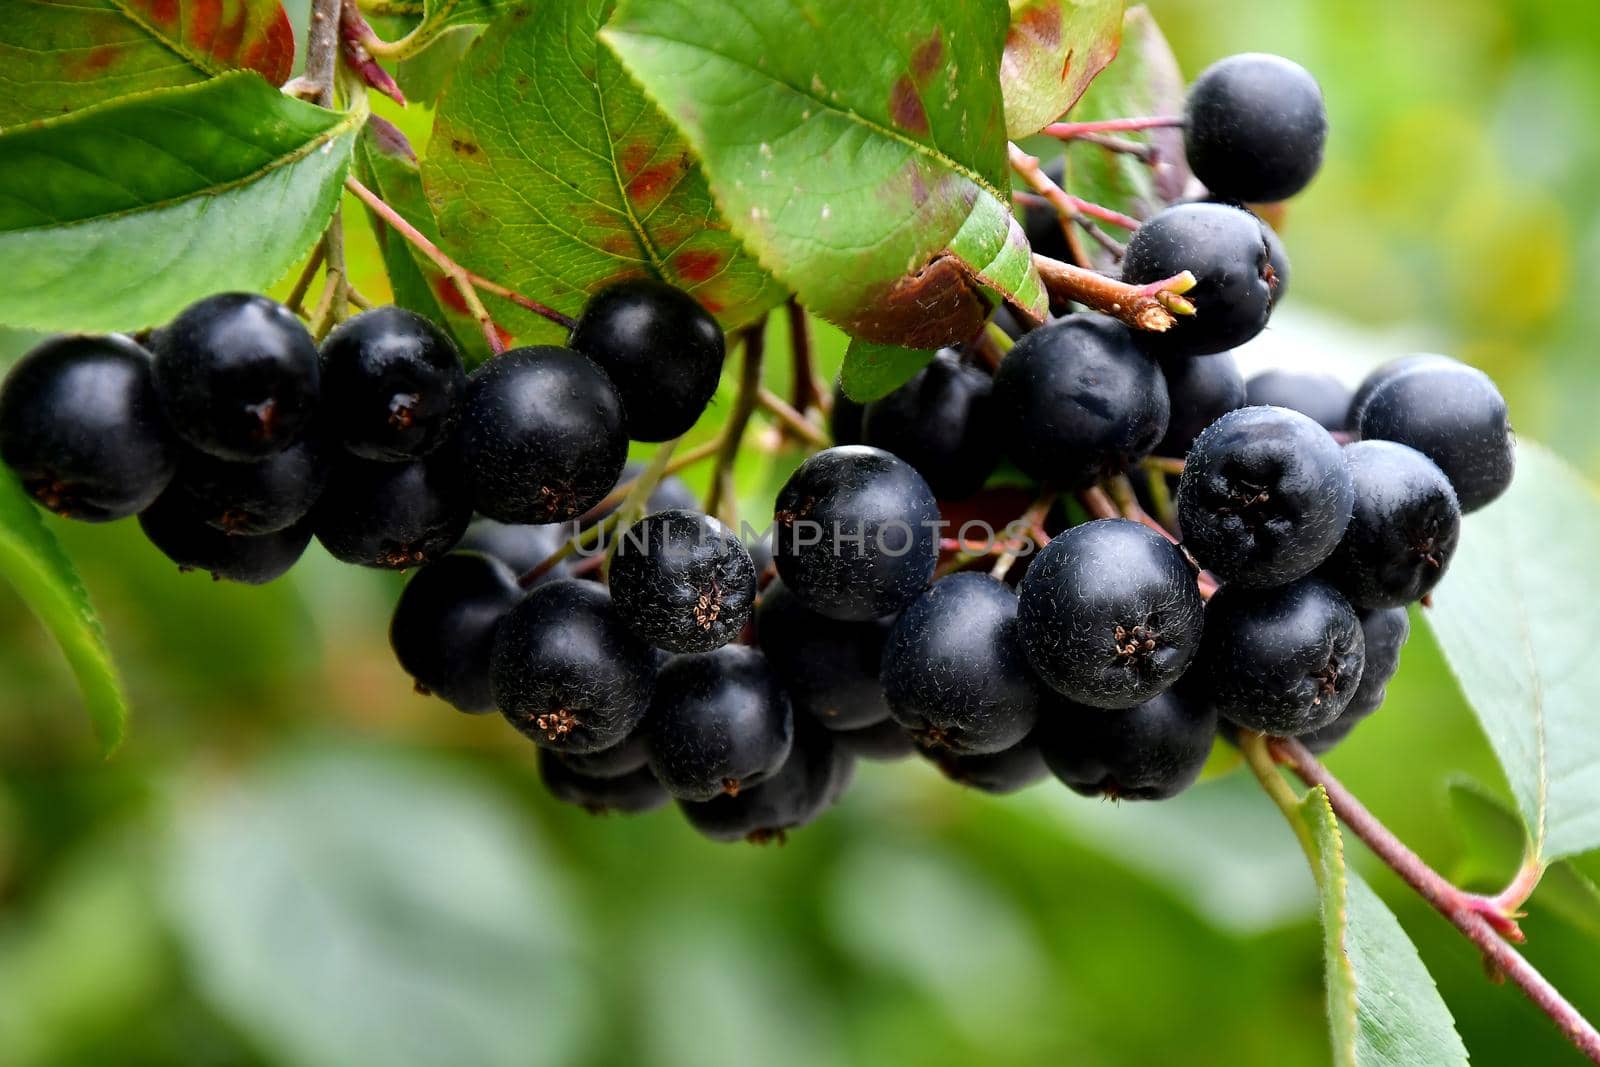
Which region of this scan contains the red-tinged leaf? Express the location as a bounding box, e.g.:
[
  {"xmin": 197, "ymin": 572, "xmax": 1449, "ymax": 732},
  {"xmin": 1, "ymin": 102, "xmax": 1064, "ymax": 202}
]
[{"xmin": 1001, "ymin": 0, "xmax": 1125, "ymax": 138}]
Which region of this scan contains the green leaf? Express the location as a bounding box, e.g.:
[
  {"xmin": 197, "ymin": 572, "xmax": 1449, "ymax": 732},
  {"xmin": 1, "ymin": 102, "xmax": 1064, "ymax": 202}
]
[
  {"xmin": 604, "ymin": 0, "xmax": 1049, "ymax": 347},
  {"xmin": 167, "ymin": 747, "xmax": 597, "ymax": 1067},
  {"xmin": 0, "ymin": 72, "xmax": 363, "ymax": 333},
  {"xmin": 394, "ymin": 23, "xmax": 482, "ymax": 103},
  {"xmin": 354, "ymin": 117, "xmax": 494, "ymax": 365},
  {"xmin": 0, "ymin": 469, "xmax": 127, "ymax": 753},
  {"xmin": 0, "ymin": 0, "xmax": 296, "ymax": 126},
  {"xmin": 1297, "ymin": 786, "xmax": 1470, "ymax": 1067},
  {"xmin": 1425, "ymin": 440, "xmax": 1600, "ymax": 862},
  {"xmin": 840, "ymin": 339, "xmax": 935, "ymax": 404},
  {"xmin": 1001, "ymin": 0, "xmax": 1124, "ymax": 139},
  {"xmin": 416, "ymin": 0, "xmax": 519, "ymax": 34},
  {"xmin": 423, "ymin": 0, "xmax": 785, "ymax": 345}
]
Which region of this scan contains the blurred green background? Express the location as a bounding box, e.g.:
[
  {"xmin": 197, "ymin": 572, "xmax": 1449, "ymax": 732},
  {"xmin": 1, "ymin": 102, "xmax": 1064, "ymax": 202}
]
[{"xmin": 4, "ymin": 1, "xmax": 1600, "ymax": 1064}]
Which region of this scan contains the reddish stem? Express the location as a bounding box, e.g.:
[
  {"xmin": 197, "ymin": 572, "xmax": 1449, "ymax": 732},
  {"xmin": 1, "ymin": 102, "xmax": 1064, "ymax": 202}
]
[
  {"xmin": 1043, "ymin": 116, "xmax": 1185, "ymax": 138},
  {"xmin": 340, "ymin": 1, "xmax": 406, "ymax": 106}
]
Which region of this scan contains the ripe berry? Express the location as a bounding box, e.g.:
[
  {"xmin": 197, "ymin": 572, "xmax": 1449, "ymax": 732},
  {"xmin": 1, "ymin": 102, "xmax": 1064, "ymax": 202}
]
[
  {"xmin": 992, "ymin": 313, "xmax": 1169, "ymax": 487},
  {"xmin": 772, "ymin": 446, "xmax": 939, "ymax": 621},
  {"xmin": 1157, "ymin": 351, "xmax": 1246, "ymax": 457},
  {"xmin": 832, "ymin": 717, "xmax": 916, "ymax": 761},
  {"xmin": 609, "ymin": 509, "xmax": 757, "ymax": 653},
  {"xmin": 319, "ymin": 306, "xmax": 466, "ymax": 461},
  {"xmin": 1347, "ymin": 354, "xmax": 1454, "ymax": 429},
  {"xmin": 1184, "ymin": 53, "xmax": 1328, "ymax": 203},
  {"xmin": 1018, "ymin": 520, "xmax": 1206, "ymax": 709},
  {"xmin": 139, "ymin": 491, "xmax": 311, "ymax": 584},
  {"xmin": 1177, "ymin": 406, "xmax": 1354, "ymax": 587},
  {"xmin": 1037, "ymin": 688, "xmax": 1217, "ymax": 800},
  {"xmin": 555, "ymin": 729, "xmax": 651, "ymax": 779},
  {"xmin": 491, "ymin": 579, "xmax": 658, "ymax": 754},
  {"xmin": 643, "ymin": 644, "xmax": 794, "ymax": 801},
  {"xmin": 1122, "ymin": 203, "xmax": 1274, "ymax": 357},
  {"xmin": 862, "ymin": 350, "xmax": 1000, "ymax": 499},
  {"xmin": 881, "ymin": 574, "xmax": 1042, "ymax": 755},
  {"xmin": 459, "ymin": 346, "xmax": 627, "ymax": 525},
  {"xmin": 389, "ymin": 550, "xmax": 522, "ymax": 712},
  {"xmin": 456, "ymin": 517, "xmax": 575, "ymax": 580},
  {"xmin": 1298, "ymin": 606, "xmax": 1409, "ymax": 753},
  {"xmin": 1353, "ymin": 359, "xmax": 1514, "ymax": 512},
  {"xmin": 829, "ymin": 380, "xmax": 865, "ymax": 445},
  {"xmin": 1195, "ymin": 577, "xmax": 1366, "ymax": 735},
  {"xmin": 1245, "ymin": 369, "xmax": 1351, "ymax": 431},
  {"xmin": 922, "ymin": 736, "xmax": 1049, "ymax": 795},
  {"xmin": 312, "ymin": 449, "xmax": 470, "ymax": 569},
  {"xmin": 539, "ymin": 750, "xmax": 667, "ymax": 815},
  {"xmin": 153, "ymin": 293, "xmax": 320, "ymax": 460},
  {"xmin": 568, "ymin": 279, "xmax": 725, "ymax": 442},
  {"xmin": 679, "ymin": 716, "xmax": 851, "ymax": 842},
  {"xmin": 755, "ymin": 577, "xmax": 894, "ymax": 730},
  {"xmin": 170, "ymin": 437, "xmax": 326, "ymax": 535},
  {"xmin": 1320, "ymin": 441, "xmax": 1460, "ymax": 608},
  {"xmin": 0, "ymin": 334, "xmax": 174, "ymax": 521}
]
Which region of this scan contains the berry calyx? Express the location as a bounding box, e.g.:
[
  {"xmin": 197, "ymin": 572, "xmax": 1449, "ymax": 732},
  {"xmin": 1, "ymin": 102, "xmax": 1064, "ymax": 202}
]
[{"xmin": 319, "ymin": 305, "xmax": 467, "ymax": 462}]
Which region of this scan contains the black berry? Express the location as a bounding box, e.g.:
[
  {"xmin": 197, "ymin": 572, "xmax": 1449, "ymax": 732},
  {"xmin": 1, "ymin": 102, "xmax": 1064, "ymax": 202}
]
[
  {"xmin": 1177, "ymin": 406, "xmax": 1354, "ymax": 587},
  {"xmin": 312, "ymin": 448, "xmax": 470, "ymax": 569},
  {"xmin": 555, "ymin": 729, "xmax": 651, "ymax": 779},
  {"xmin": 1353, "ymin": 359, "xmax": 1514, "ymax": 512},
  {"xmin": 755, "ymin": 577, "xmax": 894, "ymax": 730},
  {"xmin": 389, "ymin": 550, "xmax": 522, "ymax": 712},
  {"xmin": 679, "ymin": 715, "xmax": 851, "ymax": 842},
  {"xmin": 457, "ymin": 517, "xmax": 576, "ymax": 580},
  {"xmin": 922, "ymin": 736, "xmax": 1050, "ymax": 795},
  {"xmin": 1184, "ymin": 53, "xmax": 1328, "ymax": 203},
  {"xmin": 643, "ymin": 644, "xmax": 794, "ymax": 801},
  {"xmin": 609, "ymin": 509, "xmax": 757, "ymax": 653},
  {"xmin": 862, "ymin": 350, "xmax": 1001, "ymax": 500},
  {"xmin": 881, "ymin": 573, "xmax": 1042, "ymax": 755},
  {"xmin": 1319, "ymin": 441, "xmax": 1460, "ymax": 609},
  {"xmin": 772, "ymin": 445, "xmax": 939, "ymax": 621},
  {"xmin": 1347, "ymin": 354, "xmax": 1454, "ymax": 429},
  {"xmin": 539, "ymin": 749, "xmax": 667, "ymax": 815},
  {"xmin": 0, "ymin": 334, "xmax": 174, "ymax": 521},
  {"xmin": 170, "ymin": 437, "xmax": 326, "ymax": 535},
  {"xmin": 1245, "ymin": 369, "xmax": 1351, "ymax": 432},
  {"xmin": 1298, "ymin": 605, "xmax": 1409, "ymax": 753},
  {"xmin": 1038, "ymin": 688, "xmax": 1217, "ymax": 800},
  {"xmin": 569, "ymin": 279, "xmax": 725, "ymax": 442},
  {"xmin": 319, "ymin": 305, "xmax": 466, "ymax": 461},
  {"xmin": 139, "ymin": 491, "xmax": 311, "ymax": 584},
  {"xmin": 832, "ymin": 717, "xmax": 916, "ymax": 761},
  {"xmin": 1018, "ymin": 519, "xmax": 1206, "ymax": 709},
  {"xmin": 1196, "ymin": 577, "xmax": 1366, "ymax": 735},
  {"xmin": 1157, "ymin": 351, "xmax": 1246, "ymax": 457},
  {"xmin": 459, "ymin": 346, "xmax": 627, "ymax": 525},
  {"xmin": 491, "ymin": 579, "xmax": 658, "ymax": 753},
  {"xmin": 829, "ymin": 379, "xmax": 866, "ymax": 445},
  {"xmin": 992, "ymin": 313, "xmax": 1169, "ymax": 487},
  {"xmin": 1122, "ymin": 203, "xmax": 1275, "ymax": 357},
  {"xmin": 153, "ymin": 293, "xmax": 319, "ymax": 460}
]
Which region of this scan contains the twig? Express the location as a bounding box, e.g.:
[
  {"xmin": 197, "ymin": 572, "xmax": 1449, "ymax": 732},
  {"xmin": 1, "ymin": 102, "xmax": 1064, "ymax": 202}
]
[
  {"xmin": 1043, "ymin": 116, "xmax": 1185, "ymax": 139},
  {"xmin": 706, "ymin": 323, "xmax": 767, "ymax": 522},
  {"xmin": 601, "ymin": 437, "xmax": 681, "ymax": 582},
  {"xmin": 1032, "ymin": 255, "xmax": 1194, "ymax": 333},
  {"xmin": 285, "ymin": 240, "xmax": 327, "ymax": 318},
  {"xmin": 1143, "ymin": 455, "xmax": 1186, "ymax": 477},
  {"xmin": 1106, "ymin": 475, "xmax": 1177, "ymax": 545},
  {"xmin": 1073, "ymin": 132, "xmax": 1161, "ymax": 163},
  {"xmin": 1078, "ymin": 486, "xmax": 1119, "ymax": 521},
  {"xmin": 582, "ymin": 437, "xmax": 721, "ymax": 522},
  {"xmin": 1010, "ymin": 144, "xmax": 1144, "ymax": 231},
  {"xmin": 1143, "ymin": 466, "xmax": 1177, "ymax": 532},
  {"xmin": 1267, "ymin": 737, "xmax": 1600, "ymax": 1064},
  {"xmin": 516, "ymin": 512, "xmax": 620, "ymax": 588},
  {"xmin": 785, "ymin": 298, "xmax": 824, "ymax": 417},
  {"xmin": 302, "ymin": 0, "xmax": 351, "ymax": 330},
  {"xmin": 757, "ymin": 387, "xmax": 829, "ymax": 446}
]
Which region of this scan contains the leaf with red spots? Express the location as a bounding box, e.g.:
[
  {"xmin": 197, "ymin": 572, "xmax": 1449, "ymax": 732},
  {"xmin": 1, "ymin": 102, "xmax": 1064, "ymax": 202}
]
[
  {"xmin": 604, "ymin": 0, "xmax": 1048, "ymax": 349},
  {"xmin": 421, "ymin": 0, "xmax": 785, "ymax": 345},
  {"xmin": 0, "ymin": 0, "xmax": 296, "ymax": 126},
  {"xmin": 1000, "ymin": 0, "xmax": 1124, "ymax": 139}
]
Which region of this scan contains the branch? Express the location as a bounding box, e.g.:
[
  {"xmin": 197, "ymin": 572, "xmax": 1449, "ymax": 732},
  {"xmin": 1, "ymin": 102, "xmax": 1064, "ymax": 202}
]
[
  {"xmin": 303, "ymin": 0, "xmax": 341, "ymax": 108},
  {"xmin": 1043, "ymin": 116, "xmax": 1185, "ymax": 139},
  {"xmin": 1032, "ymin": 255, "xmax": 1195, "ymax": 333},
  {"xmin": 785, "ymin": 297, "xmax": 824, "ymax": 417},
  {"xmin": 1009, "ymin": 143, "xmax": 1143, "ymax": 231},
  {"xmin": 756, "ymin": 386, "xmax": 829, "ymax": 447},
  {"xmin": 600, "ymin": 437, "xmax": 682, "ymax": 582},
  {"xmin": 1268, "ymin": 737, "xmax": 1600, "ymax": 1064},
  {"xmin": 705, "ymin": 322, "xmax": 767, "ymax": 522}
]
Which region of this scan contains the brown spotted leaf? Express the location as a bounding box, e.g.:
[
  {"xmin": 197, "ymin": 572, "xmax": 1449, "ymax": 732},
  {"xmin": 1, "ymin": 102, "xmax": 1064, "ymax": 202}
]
[
  {"xmin": 1001, "ymin": 0, "xmax": 1124, "ymax": 138},
  {"xmin": 0, "ymin": 0, "xmax": 295, "ymax": 127},
  {"xmin": 421, "ymin": 0, "xmax": 786, "ymax": 345},
  {"xmin": 604, "ymin": 0, "xmax": 1048, "ymax": 347}
]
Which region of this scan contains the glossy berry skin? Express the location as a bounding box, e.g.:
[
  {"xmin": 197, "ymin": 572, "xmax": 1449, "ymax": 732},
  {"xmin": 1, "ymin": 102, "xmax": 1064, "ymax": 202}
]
[
  {"xmin": 1018, "ymin": 520, "xmax": 1206, "ymax": 709},
  {"xmin": 171, "ymin": 437, "xmax": 326, "ymax": 535},
  {"xmin": 832, "ymin": 717, "xmax": 916, "ymax": 761},
  {"xmin": 568, "ymin": 279, "xmax": 725, "ymax": 442},
  {"xmin": 1201, "ymin": 199, "xmax": 1291, "ymax": 304},
  {"xmin": 456, "ymin": 517, "xmax": 575, "ymax": 581},
  {"xmin": 0, "ymin": 335, "xmax": 174, "ymax": 521},
  {"xmin": 389, "ymin": 551, "xmax": 522, "ymax": 713},
  {"xmin": 491, "ymin": 580, "xmax": 659, "ymax": 754},
  {"xmin": 1354, "ymin": 360, "xmax": 1513, "ymax": 512},
  {"xmin": 139, "ymin": 491, "xmax": 311, "ymax": 584},
  {"xmin": 755, "ymin": 577, "xmax": 894, "ymax": 730},
  {"xmin": 992, "ymin": 314, "xmax": 1169, "ymax": 487},
  {"xmin": 1320, "ymin": 442, "xmax": 1460, "ymax": 609},
  {"xmin": 829, "ymin": 380, "xmax": 866, "ymax": 445},
  {"xmin": 680, "ymin": 716, "xmax": 851, "ymax": 843},
  {"xmin": 862, "ymin": 351, "xmax": 1001, "ymax": 500},
  {"xmin": 153, "ymin": 293, "xmax": 320, "ymax": 460},
  {"xmin": 319, "ymin": 306, "xmax": 466, "ymax": 461},
  {"xmin": 881, "ymin": 574, "xmax": 1042, "ymax": 755},
  {"xmin": 1298, "ymin": 606, "xmax": 1409, "ymax": 752},
  {"xmin": 1196, "ymin": 577, "xmax": 1366, "ymax": 735},
  {"xmin": 1184, "ymin": 53, "xmax": 1328, "ymax": 203},
  {"xmin": 1156, "ymin": 351, "xmax": 1246, "ymax": 457},
  {"xmin": 1245, "ymin": 369, "xmax": 1351, "ymax": 432},
  {"xmin": 609, "ymin": 509, "xmax": 757, "ymax": 653},
  {"xmin": 772, "ymin": 446, "xmax": 939, "ymax": 621},
  {"xmin": 459, "ymin": 346, "xmax": 627, "ymax": 525},
  {"xmin": 1177, "ymin": 406, "xmax": 1354, "ymax": 587},
  {"xmin": 922, "ymin": 737, "xmax": 1049, "ymax": 795},
  {"xmin": 1347, "ymin": 354, "xmax": 1455, "ymax": 429},
  {"xmin": 1122, "ymin": 203, "xmax": 1274, "ymax": 357},
  {"xmin": 312, "ymin": 449, "xmax": 470, "ymax": 569},
  {"xmin": 643, "ymin": 644, "xmax": 794, "ymax": 802},
  {"xmin": 1038, "ymin": 688, "xmax": 1217, "ymax": 801},
  {"xmin": 538, "ymin": 750, "xmax": 667, "ymax": 815},
  {"xmin": 555, "ymin": 730, "xmax": 651, "ymax": 779}
]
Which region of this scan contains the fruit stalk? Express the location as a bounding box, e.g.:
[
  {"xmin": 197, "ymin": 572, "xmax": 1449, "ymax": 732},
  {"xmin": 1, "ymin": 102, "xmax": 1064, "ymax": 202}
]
[
  {"xmin": 757, "ymin": 387, "xmax": 829, "ymax": 446},
  {"xmin": 1042, "ymin": 116, "xmax": 1186, "ymax": 138},
  {"xmin": 302, "ymin": 0, "xmax": 350, "ymax": 335},
  {"xmin": 1009, "ymin": 144, "xmax": 1143, "ymax": 231},
  {"xmin": 785, "ymin": 298, "xmax": 824, "ymax": 417},
  {"xmin": 705, "ymin": 322, "xmax": 767, "ymax": 522},
  {"xmin": 1031, "ymin": 256, "xmax": 1194, "ymax": 333}
]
